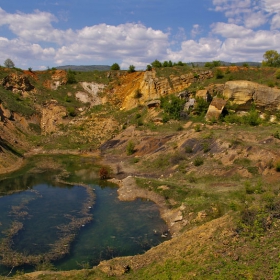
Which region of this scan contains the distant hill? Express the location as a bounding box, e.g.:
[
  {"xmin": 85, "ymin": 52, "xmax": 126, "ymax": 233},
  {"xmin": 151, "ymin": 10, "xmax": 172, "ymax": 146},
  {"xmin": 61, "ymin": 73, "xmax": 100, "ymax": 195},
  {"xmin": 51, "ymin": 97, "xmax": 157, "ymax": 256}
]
[
  {"xmin": 56, "ymin": 65, "xmax": 111, "ymax": 71},
  {"xmin": 188, "ymin": 61, "xmax": 261, "ymax": 67}
]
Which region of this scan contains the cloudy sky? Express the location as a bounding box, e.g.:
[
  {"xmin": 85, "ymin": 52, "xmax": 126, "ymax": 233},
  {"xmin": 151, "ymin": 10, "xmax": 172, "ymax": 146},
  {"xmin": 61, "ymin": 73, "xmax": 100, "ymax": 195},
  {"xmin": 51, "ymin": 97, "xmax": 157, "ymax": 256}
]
[{"xmin": 0, "ymin": 0, "xmax": 280, "ymax": 70}]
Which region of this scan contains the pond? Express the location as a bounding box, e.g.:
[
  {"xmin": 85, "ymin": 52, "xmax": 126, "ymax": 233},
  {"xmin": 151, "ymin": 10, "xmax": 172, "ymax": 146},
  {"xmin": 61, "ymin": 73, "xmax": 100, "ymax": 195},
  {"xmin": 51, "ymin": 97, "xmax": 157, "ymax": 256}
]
[{"xmin": 0, "ymin": 156, "xmax": 169, "ymax": 275}]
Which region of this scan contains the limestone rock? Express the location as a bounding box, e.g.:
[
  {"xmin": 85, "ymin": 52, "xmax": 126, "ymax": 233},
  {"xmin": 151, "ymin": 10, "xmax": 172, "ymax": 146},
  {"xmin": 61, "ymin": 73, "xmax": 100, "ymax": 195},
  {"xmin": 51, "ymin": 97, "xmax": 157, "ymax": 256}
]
[
  {"xmin": 223, "ymin": 80, "xmax": 280, "ymax": 110},
  {"xmin": 206, "ymin": 98, "xmax": 227, "ymax": 121}
]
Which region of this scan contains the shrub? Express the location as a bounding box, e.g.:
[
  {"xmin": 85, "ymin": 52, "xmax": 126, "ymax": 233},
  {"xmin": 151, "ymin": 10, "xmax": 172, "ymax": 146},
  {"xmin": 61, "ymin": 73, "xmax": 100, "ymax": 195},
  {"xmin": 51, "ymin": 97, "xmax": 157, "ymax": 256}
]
[
  {"xmin": 242, "ymin": 109, "xmax": 261, "ymax": 126},
  {"xmin": 99, "ymin": 167, "xmax": 109, "ymax": 179},
  {"xmin": 194, "ymin": 124, "xmax": 201, "ymax": 132},
  {"xmin": 267, "ymin": 81, "xmax": 275, "ymax": 87},
  {"xmin": 215, "ymin": 69, "xmax": 224, "ymax": 79},
  {"xmin": 203, "ymin": 142, "xmax": 210, "ymax": 153},
  {"xmin": 126, "ymin": 141, "xmax": 135, "ymax": 155},
  {"xmin": 67, "ymin": 70, "xmax": 77, "ymax": 84},
  {"xmin": 275, "ymin": 69, "xmax": 280, "ymax": 79},
  {"xmin": 160, "ymin": 95, "xmax": 185, "ymax": 120},
  {"xmin": 275, "ymin": 161, "xmax": 280, "ymax": 172},
  {"xmin": 194, "ymin": 97, "xmax": 209, "ymax": 116},
  {"xmin": 194, "ymin": 157, "xmax": 204, "ymax": 166},
  {"xmin": 273, "ymin": 131, "xmax": 280, "ymax": 139},
  {"xmin": 67, "ymin": 107, "xmax": 76, "ymax": 117},
  {"xmin": 185, "ymin": 145, "xmax": 193, "ymax": 153}
]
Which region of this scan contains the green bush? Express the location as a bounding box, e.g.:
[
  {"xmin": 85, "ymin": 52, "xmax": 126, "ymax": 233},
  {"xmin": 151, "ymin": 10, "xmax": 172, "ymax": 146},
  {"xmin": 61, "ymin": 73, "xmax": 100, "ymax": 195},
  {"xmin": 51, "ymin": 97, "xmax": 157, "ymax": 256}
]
[
  {"xmin": 67, "ymin": 70, "xmax": 77, "ymax": 84},
  {"xmin": 194, "ymin": 97, "xmax": 209, "ymax": 116},
  {"xmin": 275, "ymin": 161, "xmax": 280, "ymax": 172},
  {"xmin": 242, "ymin": 109, "xmax": 261, "ymax": 126},
  {"xmin": 275, "ymin": 69, "xmax": 280, "ymax": 79},
  {"xmin": 216, "ymin": 69, "xmax": 224, "ymax": 79},
  {"xmin": 267, "ymin": 80, "xmax": 275, "ymax": 87},
  {"xmin": 126, "ymin": 141, "xmax": 135, "ymax": 155},
  {"xmin": 67, "ymin": 107, "xmax": 76, "ymax": 117},
  {"xmin": 160, "ymin": 95, "xmax": 185, "ymax": 120},
  {"xmin": 194, "ymin": 157, "xmax": 204, "ymax": 166},
  {"xmin": 185, "ymin": 145, "xmax": 193, "ymax": 153}
]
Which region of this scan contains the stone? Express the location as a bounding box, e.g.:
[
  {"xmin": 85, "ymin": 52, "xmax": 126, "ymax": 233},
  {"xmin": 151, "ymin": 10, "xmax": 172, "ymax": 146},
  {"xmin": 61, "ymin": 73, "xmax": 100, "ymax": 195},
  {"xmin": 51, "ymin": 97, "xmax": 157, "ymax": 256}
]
[
  {"xmin": 2, "ymin": 73, "xmax": 35, "ymax": 94},
  {"xmin": 223, "ymin": 80, "xmax": 280, "ymax": 111},
  {"xmin": 205, "ymin": 98, "xmax": 227, "ymax": 121}
]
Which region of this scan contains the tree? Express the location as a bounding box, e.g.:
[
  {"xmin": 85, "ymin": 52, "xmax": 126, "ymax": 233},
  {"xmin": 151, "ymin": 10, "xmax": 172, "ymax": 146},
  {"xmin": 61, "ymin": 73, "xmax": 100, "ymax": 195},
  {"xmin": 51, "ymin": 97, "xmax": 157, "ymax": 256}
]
[
  {"xmin": 176, "ymin": 61, "xmax": 185, "ymax": 66},
  {"xmin": 128, "ymin": 65, "xmax": 135, "ymax": 73},
  {"xmin": 151, "ymin": 59, "xmax": 162, "ymax": 68},
  {"xmin": 111, "ymin": 63, "xmax": 120, "ymax": 70},
  {"xmin": 262, "ymin": 50, "xmax": 280, "ymax": 67},
  {"xmin": 67, "ymin": 69, "xmax": 77, "ymax": 84},
  {"xmin": 163, "ymin": 61, "xmax": 169, "ymax": 67},
  {"xmin": 146, "ymin": 64, "xmax": 152, "ymax": 71},
  {"xmin": 4, "ymin": 58, "xmax": 15, "ymax": 68}
]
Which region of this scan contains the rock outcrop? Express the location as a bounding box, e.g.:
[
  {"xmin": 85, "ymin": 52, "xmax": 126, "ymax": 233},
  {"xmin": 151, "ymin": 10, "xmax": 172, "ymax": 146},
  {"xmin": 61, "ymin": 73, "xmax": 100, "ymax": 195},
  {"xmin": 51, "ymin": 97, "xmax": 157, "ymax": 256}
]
[
  {"xmin": 2, "ymin": 73, "xmax": 35, "ymax": 95},
  {"xmin": 41, "ymin": 100, "xmax": 68, "ymax": 135},
  {"xmin": 223, "ymin": 81, "xmax": 280, "ymax": 110},
  {"xmin": 114, "ymin": 70, "xmax": 213, "ymax": 110},
  {"xmin": 76, "ymin": 82, "xmax": 105, "ymax": 106},
  {"xmin": 43, "ymin": 70, "xmax": 67, "ymax": 90}
]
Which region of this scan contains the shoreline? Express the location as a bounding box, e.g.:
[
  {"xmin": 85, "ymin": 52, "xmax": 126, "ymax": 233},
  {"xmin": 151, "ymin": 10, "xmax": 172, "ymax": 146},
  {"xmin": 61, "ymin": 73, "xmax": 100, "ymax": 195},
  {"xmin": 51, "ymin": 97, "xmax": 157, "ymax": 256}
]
[{"xmin": 109, "ymin": 176, "xmax": 186, "ymax": 237}]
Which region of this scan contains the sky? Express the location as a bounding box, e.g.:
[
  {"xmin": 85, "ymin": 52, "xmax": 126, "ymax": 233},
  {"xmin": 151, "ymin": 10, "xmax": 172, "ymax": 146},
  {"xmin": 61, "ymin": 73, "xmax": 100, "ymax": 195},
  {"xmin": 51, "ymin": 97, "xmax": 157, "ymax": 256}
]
[{"xmin": 0, "ymin": 0, "xmax": 280, "ymax": 70}]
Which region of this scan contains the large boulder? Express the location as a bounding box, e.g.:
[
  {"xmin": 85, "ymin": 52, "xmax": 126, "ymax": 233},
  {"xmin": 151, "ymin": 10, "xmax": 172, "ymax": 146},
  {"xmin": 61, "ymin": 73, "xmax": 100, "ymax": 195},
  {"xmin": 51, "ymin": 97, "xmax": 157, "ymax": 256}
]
[
  {"xmin": 205, "ymin": 98, "xmax": 227, "ymax": 121},
  {"xmin": 223, "ymin": 81, "xmax": 280, "ymax": 110}
]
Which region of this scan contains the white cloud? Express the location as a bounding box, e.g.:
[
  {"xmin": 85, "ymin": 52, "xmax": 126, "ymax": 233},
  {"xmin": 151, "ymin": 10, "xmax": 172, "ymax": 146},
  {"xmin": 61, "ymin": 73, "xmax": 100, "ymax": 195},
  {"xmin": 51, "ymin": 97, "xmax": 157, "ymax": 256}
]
[
  {"xmin": 271, "ymin": 14, "xmax": 280, "ymax": 29},
  {"xmin": 211, "ymin": 22, "xmax": 253, "ymax": 37},
  {"xmin": 191, "ymin": 24, "xmax": 202, "ymax": 37},
  {"xmin": 167, "ymin": 37, "xmax": 223, "ymax": 62},
  {"xmin": 262, "ymin": 0, "xmax": 280, "ymax": 13},
  {"xmin": 56, "ymin": 23, "xmax": 169, "ymax": 65},
  {"xmin": 244, "ymin": 11, "xmax": 268, "ymax": 28}
]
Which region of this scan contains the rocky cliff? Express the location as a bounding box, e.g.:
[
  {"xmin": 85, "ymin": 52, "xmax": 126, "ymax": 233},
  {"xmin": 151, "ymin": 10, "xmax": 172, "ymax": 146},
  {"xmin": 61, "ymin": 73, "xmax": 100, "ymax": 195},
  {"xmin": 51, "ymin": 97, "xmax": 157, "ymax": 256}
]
[{"xmin": 111, "ymin": 70, "xmax": 213, "ymax": 110}]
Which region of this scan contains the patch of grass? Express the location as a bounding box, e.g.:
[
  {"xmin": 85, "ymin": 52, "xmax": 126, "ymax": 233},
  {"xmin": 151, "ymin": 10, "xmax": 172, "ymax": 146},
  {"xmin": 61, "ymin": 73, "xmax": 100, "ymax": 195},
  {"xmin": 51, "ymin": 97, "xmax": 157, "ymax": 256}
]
[{"xmin": 193, "ymin": 157, "xmax": 204, "ymax": 166}]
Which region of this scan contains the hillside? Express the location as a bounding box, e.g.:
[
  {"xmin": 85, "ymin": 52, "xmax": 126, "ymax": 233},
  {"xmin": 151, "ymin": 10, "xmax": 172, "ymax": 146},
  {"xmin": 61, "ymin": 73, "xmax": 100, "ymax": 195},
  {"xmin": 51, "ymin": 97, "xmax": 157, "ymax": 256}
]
[
  {"xmin": 1, "ymin": 65, "xmax": 280, "ymax": 279},
  {"xmin": 56, "ymin": 65, "xmax": 111, "ymax": 71}
]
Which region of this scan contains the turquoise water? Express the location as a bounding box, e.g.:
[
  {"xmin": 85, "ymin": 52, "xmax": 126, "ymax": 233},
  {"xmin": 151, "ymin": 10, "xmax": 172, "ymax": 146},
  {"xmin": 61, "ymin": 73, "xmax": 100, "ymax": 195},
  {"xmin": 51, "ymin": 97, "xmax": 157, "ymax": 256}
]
[{"xmin": 0, "ymin": 169, "xmax": 169, "ymax": 275}]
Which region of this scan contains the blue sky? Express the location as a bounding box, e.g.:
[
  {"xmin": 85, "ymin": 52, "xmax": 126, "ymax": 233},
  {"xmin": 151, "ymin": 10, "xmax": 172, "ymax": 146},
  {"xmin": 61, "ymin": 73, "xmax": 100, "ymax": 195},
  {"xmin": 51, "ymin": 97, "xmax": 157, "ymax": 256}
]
[{"xmin": 0, "ymin": 0, "xmax": 280, "ymax": 70}]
